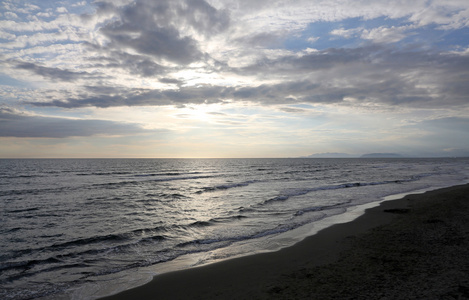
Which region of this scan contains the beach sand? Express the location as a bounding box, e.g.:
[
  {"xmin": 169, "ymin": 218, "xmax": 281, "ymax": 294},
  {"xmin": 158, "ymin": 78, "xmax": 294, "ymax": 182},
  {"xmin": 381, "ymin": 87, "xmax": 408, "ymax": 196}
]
[{"xmin": 101, "ymin": 184, "xmax": 469, "ymax": 299}]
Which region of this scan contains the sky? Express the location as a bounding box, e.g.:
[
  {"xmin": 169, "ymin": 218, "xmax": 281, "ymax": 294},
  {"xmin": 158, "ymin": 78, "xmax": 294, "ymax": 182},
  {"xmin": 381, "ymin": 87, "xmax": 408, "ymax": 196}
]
[{"xmin": 1, "ymin": 0, "xmax": 469, "ymax": 158}]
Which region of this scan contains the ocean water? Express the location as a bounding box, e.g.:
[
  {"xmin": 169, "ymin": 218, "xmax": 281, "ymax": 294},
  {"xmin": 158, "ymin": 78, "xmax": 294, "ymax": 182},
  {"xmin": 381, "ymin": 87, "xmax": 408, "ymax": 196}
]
[{"xmin": 1, "ymin": 158, "xmax": 469, "ymax": 299}]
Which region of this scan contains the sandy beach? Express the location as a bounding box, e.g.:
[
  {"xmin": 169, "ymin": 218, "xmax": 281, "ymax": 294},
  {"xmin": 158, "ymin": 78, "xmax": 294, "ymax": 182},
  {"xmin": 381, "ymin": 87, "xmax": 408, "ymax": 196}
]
[{"xmin": 101, "ymin": 183, "xmax": 469, "ymax": 299}]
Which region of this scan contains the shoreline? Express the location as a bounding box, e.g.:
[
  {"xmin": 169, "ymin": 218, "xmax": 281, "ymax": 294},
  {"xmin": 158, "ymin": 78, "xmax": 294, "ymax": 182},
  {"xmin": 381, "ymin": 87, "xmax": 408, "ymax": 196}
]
[{"xmin": 99, "ymin": 183, "xmax": 469, "ymax": 299}]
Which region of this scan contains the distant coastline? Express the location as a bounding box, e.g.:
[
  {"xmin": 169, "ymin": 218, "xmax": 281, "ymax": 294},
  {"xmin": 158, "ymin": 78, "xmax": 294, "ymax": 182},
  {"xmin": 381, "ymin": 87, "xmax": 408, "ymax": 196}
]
[
  {"xmin": 360, "ymin": 153, "xmax": 402, "ymax": 158},
  {"xmin": 302, "ymin": 152, "xmax": 403, "ymax": 158},
  {"xmin": 301, "ymin": 152, "xmax": 469, "ymax": 158}
]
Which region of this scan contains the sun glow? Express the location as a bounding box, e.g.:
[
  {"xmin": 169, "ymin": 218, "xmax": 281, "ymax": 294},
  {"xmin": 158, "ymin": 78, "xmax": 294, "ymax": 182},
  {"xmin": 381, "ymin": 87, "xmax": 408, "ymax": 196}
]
[
  {"xmin": 175, "ymin": 104, "xmax": 218, "ymax": 122},
  {"xmin": 89, "ymin": 103, "xmax": 227, "ymax": 132}
]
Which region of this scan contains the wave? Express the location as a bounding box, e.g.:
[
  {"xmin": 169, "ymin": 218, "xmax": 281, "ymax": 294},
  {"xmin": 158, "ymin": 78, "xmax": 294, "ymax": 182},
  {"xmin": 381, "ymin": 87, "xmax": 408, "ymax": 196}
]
[
  {"xmin": 262, "ymin": 178, "xmax": 416, "ymax": 205},
  {"xmin": 91, "ymin": 174, "xmax": 218, "ymax": 189},
  {"xmin": 151, "ymin": 175, "xmax": 217, "ymax": 181},
  {"xmin": 0, "ymin": 174, "xmax": 44, "ymax": 179},
  {"xmin": 176, "ymin": 238, "xmax": 230, "ymax": 248},
  {"xmin": 76, "ymin": 171, "xmax": 132, "ymax": 176},
  {"xmin": 187, "ymin": 220, "xmax": 212, "ymax": 227},
  {"xmin": 6, "ymin": 214, "xmax": 248, "ymax": 265},
  {"xmin": 135, "ymin": 193, "xmax": 190, "ymax": 204},
  {"xmin": 5, "ymin": 228, "xmax": 167, "ymax": 262},
  {"xmin": 0, "ymin": 186, "xmax": 70, "ymax": 197},
  {"xmin": 5, "ymin": 236, "xmax": 128, "ymax": 262},
  {"xmin": 174, "ymin": 211, "xmax": 331, "ymax": 253},
  {"xmin": 172, "ymin": 216, "xmax": 247, "ymax": 231},
  {"xmin": 6, "ymin": 207, "xmax": 40, "ymax": 214},
  {"xmin": 210, "ymin": 215, "xmax": 247, "ymax": 223},
  {"xmin": 50, "ymin": 234, "xmax": 129, "ymax": 250},
  {"xmin": 294, "ymin": 200, "xmax": 351, "ymax": 216},
  {"xmin": 2, "ymin": 174, "xmax": 242, "ymax": 199},
  {"xmin": 76, "ymin": 171, "xmax": 209, "ymax": 178},
  {"xmin": 1, "ymin": 234, "xmax": 167, "ymax": 276},
  {"xmin": 197, "ymin": 180, "xmax": 258, "ymax": 193},
  {"xmin": 133, "ymin": 171, "xmax": 203, "ymax": 177},
  {"xmin": 0, "ymin": 257, "xmax": 63, "ymax": 273}
]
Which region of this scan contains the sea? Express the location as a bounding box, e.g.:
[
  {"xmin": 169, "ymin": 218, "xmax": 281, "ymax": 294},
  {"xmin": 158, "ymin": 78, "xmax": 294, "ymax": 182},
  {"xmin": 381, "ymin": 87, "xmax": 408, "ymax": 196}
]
[{"xmin": 1, "ymin": 158, "xmax": 469, "ymax": 299}]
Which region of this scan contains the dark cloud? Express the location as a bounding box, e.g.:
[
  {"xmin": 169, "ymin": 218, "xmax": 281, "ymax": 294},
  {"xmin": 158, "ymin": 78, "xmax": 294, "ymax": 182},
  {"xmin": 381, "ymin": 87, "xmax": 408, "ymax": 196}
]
[
  {"xmin": 22, "ymin": 41, "xmax": 469, "ymax": 109},
  {"xmin": 207, "ymin": 112, "xmax": 227, "ymax": 116},
  {"xmin": 125, "ymin": 57, "xmax": 166, "ymax": 77},
  {"xmin": 26, "ymin": 85, "xmax": 226, "ymax": 108},
  {"xmin": 100, "ymin": 23, "xmax": 201, "ymax": 65},
  {"xmin": 0, "ymin": 108, "xmax": 151, "ymax": 138},
  {"xmin": 84, "ymin": 46, "xmax": 167, "ymax": 77},
  {"xmin": 15, "ymin": 62, "xmax": 90, "ymax": 82},
  {"xmin": 178, "ymin": 0, "xmax": 230, "ymax": 35},
  {"xmin": 278, "ymin": 107, "xmax": 307, "ymax": 114},
  {"xmin": 238, "ymin": 47, "xmax": 372, "ymax": 75},
  {"xmin": 158, "ymin": 77, "xmax": 184, "ymax": 85},
  {"xmin": 233, "ymin": 46, "xmax": 469, "ymax": 107},
  {"xmin": 93, "ymin": 1, "xmax": 117, "ymax": 15},
  {"xmin": 24, "ymin": 78, "xmax": 342, "ymax": 108},
  {"xmin": 234, "ymin": 31, "xmax": 287, "ymax": 48},
  {"xmin": 94, "ymin": 0, "xmax": 229, "ymax": 65},
  {"xmin": 26, "ymin": 82, "xmax": 322, "ymax": 108}
]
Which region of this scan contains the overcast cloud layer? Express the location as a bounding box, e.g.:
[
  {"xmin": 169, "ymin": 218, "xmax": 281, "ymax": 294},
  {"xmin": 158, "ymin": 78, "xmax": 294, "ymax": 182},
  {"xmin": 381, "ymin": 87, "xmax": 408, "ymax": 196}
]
[{"xmin": 1, "ymin": 0, "xmax": 469, "ymax": 157}]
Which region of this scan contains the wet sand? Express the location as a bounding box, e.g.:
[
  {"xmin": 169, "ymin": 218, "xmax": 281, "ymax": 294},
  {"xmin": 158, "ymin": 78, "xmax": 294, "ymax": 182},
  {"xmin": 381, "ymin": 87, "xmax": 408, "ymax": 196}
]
[{"xmin": 101, "ymin": 184, "xmax": 469, "ymax": 299}]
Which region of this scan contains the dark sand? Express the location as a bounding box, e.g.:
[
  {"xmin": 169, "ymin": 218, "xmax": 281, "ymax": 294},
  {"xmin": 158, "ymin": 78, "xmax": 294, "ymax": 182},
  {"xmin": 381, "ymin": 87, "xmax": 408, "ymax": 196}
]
[{"xmin": 101, "ymin": 184, "xmax": 469, "ymax": 299}]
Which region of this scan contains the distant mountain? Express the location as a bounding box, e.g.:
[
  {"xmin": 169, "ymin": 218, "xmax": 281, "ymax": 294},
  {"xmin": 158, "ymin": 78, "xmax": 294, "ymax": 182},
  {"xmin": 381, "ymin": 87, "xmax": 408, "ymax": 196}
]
[
  {"xmin": 304, "ymin": 152, "xmax": 356, "ymax": 158},
  {"xmin": 360, "ymin": 153, "xmax": 402, "ymax": 158}
]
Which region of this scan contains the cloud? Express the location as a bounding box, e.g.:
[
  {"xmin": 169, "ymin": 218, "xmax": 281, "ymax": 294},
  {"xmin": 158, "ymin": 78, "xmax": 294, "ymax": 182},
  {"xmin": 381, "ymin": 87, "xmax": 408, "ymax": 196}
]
[
  {"xmin": 330, "ymin": 27, "xmax": 362, "ymax": 39},
  {"xmin": 0, "ymin": 30, "xmax": 16, "ymax": 40},
  {"xmin": 56, "ymin": 7, "xmax": 68, "ymax": 13},
  {"xmin": 2, "ymin": 29, "xmax": 82, "ymax": 50},
  {"xmin": 22, "ymin": 43, "xmax": 469, "ymax": 109},
  {"xmin": 4, "ymin": 1, "xmax": 469, "ymax": 112},
  {"xmin": 278, "ymin": 107, "xmax": 308, "ymax": 113},
  {"xmin": 72, "ymin": 1, "xmax": 88, "ymax": 7},
  {"xmin": 26, "ymin": 80, "xmax": 337, "ymax": 108},
  {"xmin": 14, "ymin": 61, "xmax": 90, "ymax": 82},
  {"xmin": 360, "ymin": 26, "xmax": 412, "ymax": 43},
  {"xmin": 230, "ymin": 0, "xmax": 469, "ymax": 31},
  {"xmin": 158, "ymin": 77, "xmax": 184, "ymax": 85},
  {"xmin": 233, "ymin": 46, "xmax": 469, "ymax": 107},
  {"xmin": 237, "ymin": 47, "xmax": 369, "ymax": 74},
  {"xmin": 0, "ymin": 107, "xmax": 153, "ymax": 138},
  {"xmin": 233, "ymin": 31, "xmax": 288, "ymax": 48},
  {"xmin": 26, "ymin": 84, "xmax": 231, "ymax": 108},
  {"xmin": 84, "ymin": 43, "xmax": 167, "ymax": 77},
  {"xmin": 100, "ymin": 22, "xmax": 201, "ymax": 65},
  {"xmin": 332, "ymin": 25, "xmax": 413, "ymax": 44},
  {"xmin": 4, "ymin": 12, "xmax": 19, "ymax": 19},
  {"xmin": 93, "ymin": 0, "xmax": 229, "ymax": 65}
]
